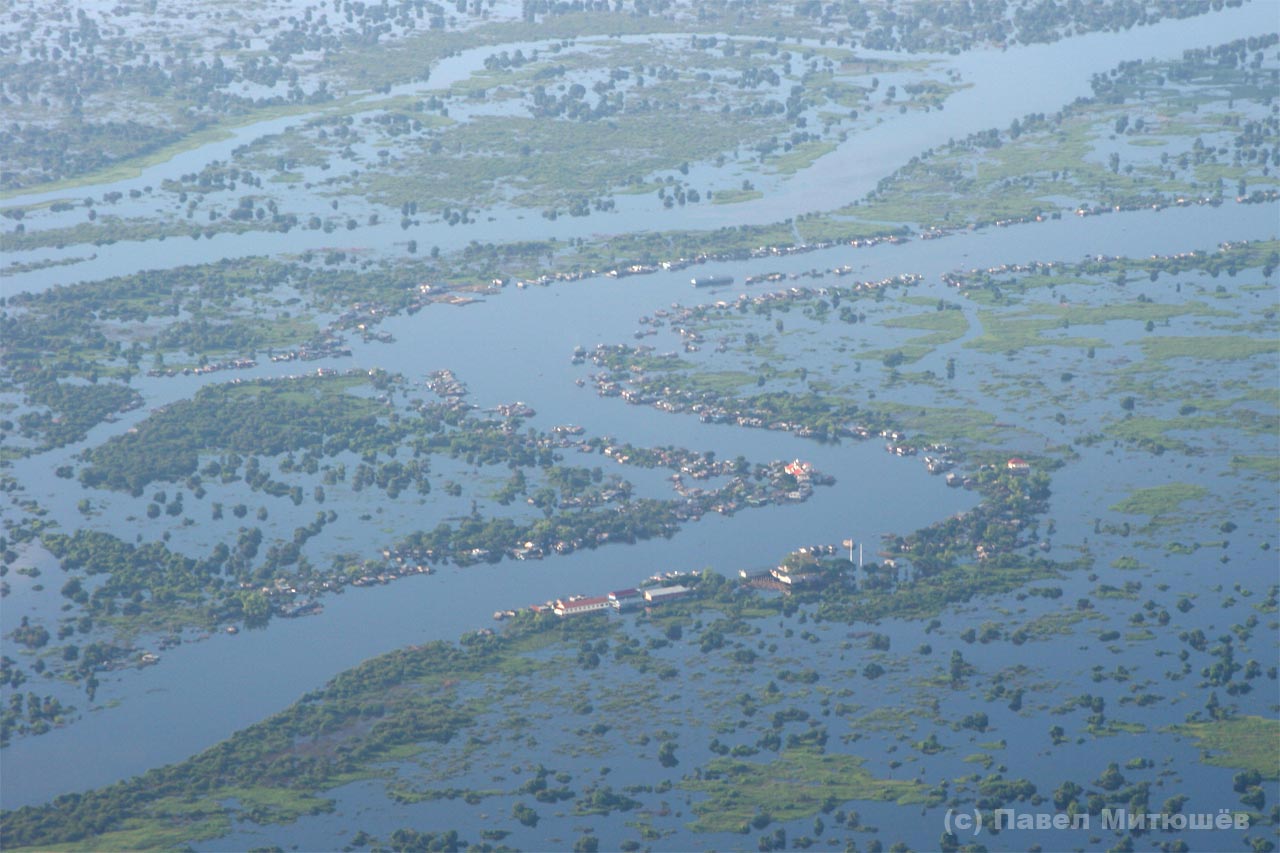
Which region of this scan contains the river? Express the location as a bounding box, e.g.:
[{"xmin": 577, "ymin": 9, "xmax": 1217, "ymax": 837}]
[
  {"xmin": 1, "ymin": 0, "xmax": 1274, "ymax": 294},
  {"xmin": 1, "ymin": 3, "xmax": 1277, "ymax": 816}
]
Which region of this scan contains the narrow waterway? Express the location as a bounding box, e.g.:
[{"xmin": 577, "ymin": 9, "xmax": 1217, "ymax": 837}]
[{"xmin": 1, "ymin": 0, "xmax": 1273, "ymax": 294}]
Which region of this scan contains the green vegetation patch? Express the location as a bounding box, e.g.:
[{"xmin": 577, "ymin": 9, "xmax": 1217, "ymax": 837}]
[
  {"xmin": 355, "ymin": 110, "xmax": 776, "ymax": 210},
  {"xmin": 818, "ymin": 558, "xmax": 1067, "ymax": 629},
  {"xmin": 677, "ymin": 370, "xmax": 760, "ymax": 394},
  {"xmin": 0, "ymin": 637, "xmax": 485, "ymax": 850},
  {"xmin": 874, "ymin": 401, "xmax": 1010, "ymax": 447},
  {"xmin": 870, "ymin": 309, "xmax": 970, "ymax": 362},
  {"xmin": 881, "ymin": 310, "xmax": 969, "ymax": 336},
  {"xmin": 1138, "ymin": 335, "xmax": 1280, "ymax": 363},
  {"xmin": 683, "ymin": 747, "xmax": 926, "ymax": 832},
  {"xmin": 711, "ymin": 187, "xmax": 765, "ymax": 205},
  {"xmin": 768, "ymin": 140, "xmax": 839, "ymax": 176},
  {"xmin": 1105, "ymin": 409, "xmax": 1278, "ymax": 454},
  {"xmin": 1231, "ymin": 454, "xmax": 1280, "ymax": 480},
  {"xmin": 18, "ymin": 813, "xmax": 234, "ymax": 853},
  {"xmin": 1176, "ymin": 716, "xmax": 1280, "ymax": 778},
  {"xmin": 80, "ymin": 375, "xmax": 375, "ymax": 493},
  {"xmin": 1110, "ymin": 483, "xmax": 1209, "ymax": 522},
  {"xmin": 1016, "ymin": 608, "xmax": 1102, "ymax": 639},
  {"xmin": 967, "ymin": 310, "xmax": 1106, "ymax": 353},
  {"xmin": 962, "ymin": 298, "xmax": 1213, "ymax": 350}
]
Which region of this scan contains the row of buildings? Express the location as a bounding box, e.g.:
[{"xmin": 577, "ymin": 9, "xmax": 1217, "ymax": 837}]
[
  {"xmin": 495, "ymin": 579, "xmax": 696, "ymax": 621},
  {"xmin": 550, "ymin": 584, "xmax": 693, "ymax": 617}
]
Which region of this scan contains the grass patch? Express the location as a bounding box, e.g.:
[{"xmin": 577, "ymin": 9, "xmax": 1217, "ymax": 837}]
[
  {"xmin": 882, "ymin": 310, "xmax": 969, "ymax": 335},
  {"xmin": 1089, "ymin": 720, "xmax": 1147, "ymax": 737},
  {"xmin": 1016, "ymin": 608, "xmax": 1102, "ymax": 639},
  {"xmin": 872, "ymin": 309, "xmax": 970, "ymax": 361},
  {"xmin": 875, "ymin": 401, "xmax": 1011, "ymax": 447},
  {"xmin": 967, "ymin": 310, "xmax": 1106, "ymax": 353},
  {"xmin": 769, "ymin": 140, "xmax": 839, "ymax": 176},
  {"xmin": 683, "ymin": 747, "xmax": 926, "ymax": 832},
  {"xmin": 11, "ymin": 815, "xmax": 233, "ymax": 852},
  {"xmin": 1102, "ymin": 410, "xmax": 1277, "ymax": 452},
  {"xmin": 712, "ymin": 187, "xmax": 765, "ymax": 205},
  {"xmin": 1231, "ymin": 454, "xmax": 1280, "ymax": 480},
  {"xmin": 961, "ymin": 299, "xmax": 1217, "ymax": 353},
  {"xmin": 1110, "ymin": 483, "xmax": 1208, "ymax": 522},
  {"xmin": 1138, "ymin": 336, "xmax": 1280, "ymax": 362},
  {"xmin": 9, "ymin": 785, "xmax": 332, "ymax": 852},
  {"xmin": 1175, "ymin": 716, "xmax": 1280, "ymax": 778},
  {"xmin": 354, "ymin": 108, "xmax": 779, "ymax": 210},
  {"xmin": 216, "ymin": 786, "xmax": 335, "ymax": 821}
]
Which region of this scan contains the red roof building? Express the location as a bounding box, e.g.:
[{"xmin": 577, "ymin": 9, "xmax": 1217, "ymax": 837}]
[
  {"xmin": 554, "ymin": 595, "xmax": 610, "ymax": 617},
  {"xmin": 784, "ymin": 459, "xmax": 814, "ymax": 479},
  {"xmin": 608, "ymin": 588, "xmax": 642, "ymax": 610}
]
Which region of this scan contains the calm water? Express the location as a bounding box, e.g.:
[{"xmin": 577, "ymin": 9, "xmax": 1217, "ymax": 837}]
[
  {"xmin": 4, "ymin": 197, "xmax": 1276, "ymax": 808},
  {"xmin": 2, "ymin": 5, "xmax": 1277, "ymax": 831}
]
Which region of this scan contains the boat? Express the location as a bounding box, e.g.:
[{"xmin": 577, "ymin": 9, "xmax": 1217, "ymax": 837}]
[{"xmin": 690, "ymin": 275, "xmax": 734, "ymax": 288}]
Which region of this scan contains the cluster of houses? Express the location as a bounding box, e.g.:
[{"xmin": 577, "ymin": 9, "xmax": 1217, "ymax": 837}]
[
  {"xmin": 583, "ymin": 345, "xmax": 914, "ymax": 445},
  {"xmin": 877, "ymin": 433, "xmax": 960, "ymax": 476},
  {"xmin": 493, "ymin": 401, "xmax": 535, "ymax": 418},
  {"xmin": 96, "ymin": 396, "xmax": 145, "ymax": 424},
  {"xmin": 667, "ymin": 456, "xmax": 831, "ymax": 516},
  {"xmin": 923, "ymin": 451, "xmax": 954, "ymax": 474},
  {"xmin": 585, "ymin": 336, "xmax": 978, "ymax": 490},
  {"xmin": 1073, "ymin": 191, "xmax": 1278, "ymax": 217},
  {"xmin": 146, "ymin": 356, "xmax": 257, "ymax": 378},
  {"xmin": 267, "ymin": 336, "xmax": 351, "ymax": 363},
  {"xmin": 665, "ymin": 469, "xmax": 795, "ymax": 515},
  {"xmin": 513, "ymin": 232, "xmax": 909, "ymax": 292},
  {"xmin": 942, "ymin": 259, "xmax": 1060, "ymax": 288},
  {"xmin": 384, "ymin": 511, "xmax": 656, "ymax": 568},
  {"xmin": 943, "ymin": 241, "xmax": 1259, "ymax": 295},
  {"xmin": 606, "ymin": 263, "xmax": 661, "ymax": 279},
  {"xmin": 358, "ymin": 328, "xmax": 395, "ymax": 344},
  {"xmin": 597, "ymin": 233, "xmax": 910, "ymax": 282},
  {"xmin": 740, "ymin": 544, "xmax": 846, "ymax": 590},
  {"xmin": 919, "ymin": 211, "xmax": 1053, "ymax": 240},
  {"xmin": 334, "ymin": 300, "xmax": 392, "ymax": 332},
  {"xmin": 424, "ymin": 369, "xmax": 472, "ymax": 410},
  {"xmin": 740, "ymin": 261, "xmax": 862, "ymax": 285},
  {"xmin": 230, "ymin": 550, "xmax": 434, "ymax": 618},
  {"xmin": 515, "ymin": 268, "xmax": 601, "ymax": 289},
  {"xmin": 601, "ymin": 270, "xmax": 922, "ymax": 363},
  {"xmin": 1236, "ymin": 189, "xmax": 1280, "ymax": 205},
  {"xmin": 945, "ymin": 456, "xmax": 1028, "ymax": 488},
  {"xmin": 689, "ymin": 273, "xmax": 923, "ymax": 320},
  {"xmin": 913, "ymin": 191, "xmax": 1274, "ymax": 248}
]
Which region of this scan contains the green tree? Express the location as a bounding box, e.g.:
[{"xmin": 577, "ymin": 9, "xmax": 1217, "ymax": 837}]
[{"xmin": 238, "ymin": 591, "xmax": 271, "ymax": 627}]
